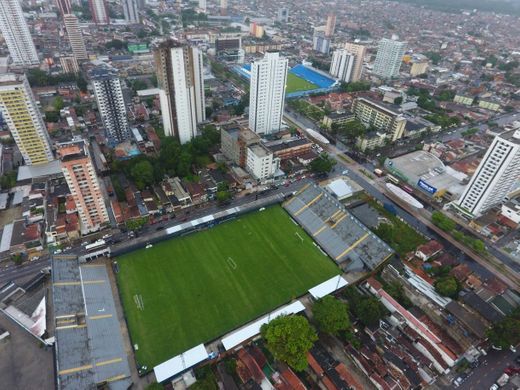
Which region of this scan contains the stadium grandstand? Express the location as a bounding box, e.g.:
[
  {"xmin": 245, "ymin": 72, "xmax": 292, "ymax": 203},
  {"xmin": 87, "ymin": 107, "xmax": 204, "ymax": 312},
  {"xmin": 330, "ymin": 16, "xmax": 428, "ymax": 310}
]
[{"xmin": 284, "ymin": 184, "xmax": 394, "ymax": 271}]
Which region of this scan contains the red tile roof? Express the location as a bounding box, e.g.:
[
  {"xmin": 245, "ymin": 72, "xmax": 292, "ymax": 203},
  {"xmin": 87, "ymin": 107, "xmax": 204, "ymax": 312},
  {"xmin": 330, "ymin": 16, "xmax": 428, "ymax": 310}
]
[
  {"xmin": 335, "ymin": 363, "xmax": 363, "ymax": 390},
  {"xmin": 307, "ymin": 352, "xmax": 324, "ymax": 376}
]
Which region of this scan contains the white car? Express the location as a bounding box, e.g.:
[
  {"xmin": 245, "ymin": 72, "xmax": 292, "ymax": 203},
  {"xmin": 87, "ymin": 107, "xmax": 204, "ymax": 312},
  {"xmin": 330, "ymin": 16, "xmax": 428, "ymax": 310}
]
[
  {"xmin": 490, "ymin": 384, "xmax": 499, "ymax": 390},
  {"xmin": 145, "ymin": 244, "xmax": 153, "ymax": 249}
]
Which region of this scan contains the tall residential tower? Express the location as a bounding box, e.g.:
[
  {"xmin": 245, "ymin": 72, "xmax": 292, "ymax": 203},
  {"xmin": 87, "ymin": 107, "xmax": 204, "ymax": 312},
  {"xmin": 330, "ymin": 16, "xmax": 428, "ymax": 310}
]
[
  {"xmin": 88, "ymin": 0, "xmax": 109, "ymax": 24},
  {"xmin": 0, "ymin": 74, "xmax": 53, "ymax": 165},
  {"xmin": 372, "ymin": 38, "xmax": 407, "ymax": 79},
  {"xmin": 123, "ymin": 0, "xmax": 140, "ymax": 24},
  {"xmin": 153, "ymin": 39, "xmax": 206, "ymax": 144},
  {"xmin": 344, "ymin": 42, "xmax": 367, "ymax": 82},
  {"xmin": 0, "ymin": 0, "xmax": 39, "ymax": 67},
  {"xmin": 57, "ymin": 140, "xmax": 109, "ymax": 234},
  {"xmin": 249, "ymin": 51, "xmax": 288, "ymax": 135},
  {"xmin": 64, "ymin": 14, "xmax": 88, "ymax": 62},
  {"xmin": 90, "ymin": 66, "xmax": 130, "ymax": 144},
  {"xmin": 456, "ymin": 130, "xmax": 520, "ymax": 217},
  {"xmin": 330, "ymin": 49, "xmax": 355, "ymax": 82}
]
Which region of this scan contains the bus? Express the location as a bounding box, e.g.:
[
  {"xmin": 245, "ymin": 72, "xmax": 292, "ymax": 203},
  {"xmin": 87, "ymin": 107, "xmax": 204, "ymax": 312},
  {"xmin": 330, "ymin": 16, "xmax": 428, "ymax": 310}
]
[
  {"xmin": 386, "ymin": 174, "xmax": 399, "ymax": 185},
  {"xmin": 402, "ymin": 185, "xmax": 414, "ymax": 194},
  {"xmin": 85, "ymin": 239, "xmax": 107, "ymax": 253}
]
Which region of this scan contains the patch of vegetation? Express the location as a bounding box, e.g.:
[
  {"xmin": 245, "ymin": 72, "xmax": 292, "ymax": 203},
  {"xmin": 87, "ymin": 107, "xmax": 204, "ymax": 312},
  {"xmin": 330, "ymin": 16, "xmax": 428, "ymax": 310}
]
[
  {"xmin": 431, "ymin": 211, "xmax": 486, "ymax": 254},
  {"xmin": 261, "ymin": 315, "xmax": 317, "ymax": 371},
  {"xmin": 343, "ymin": 286, "xmax": 388, "ymax": 327},
  {"xmin": 486, "ymin": 308, "xmax": 520, "ymax": 348}
]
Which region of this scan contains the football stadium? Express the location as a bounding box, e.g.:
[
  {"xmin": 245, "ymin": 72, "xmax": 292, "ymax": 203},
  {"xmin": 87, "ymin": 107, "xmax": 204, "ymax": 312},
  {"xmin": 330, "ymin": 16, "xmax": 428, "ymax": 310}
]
[
  {"xmin": 234, "ymin": 63, "xmax": 337, "ymax": 96},
  {"xmin": 116, "ymin": 206, "xmax": 340, "ymax": 368}
]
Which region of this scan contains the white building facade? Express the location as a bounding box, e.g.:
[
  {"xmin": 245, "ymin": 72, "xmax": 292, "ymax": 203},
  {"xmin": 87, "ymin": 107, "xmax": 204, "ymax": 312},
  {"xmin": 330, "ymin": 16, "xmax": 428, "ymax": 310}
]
[
  {"xmin": 123, "ymin": 0, "xmax": 140, "ymax": 23},
  {"xmin": 373, "ymin": 38, "xmax": 407, "ymax": 79},
  {"xmin": 330, "ymin": 49, "xmax": 355, "ymax": 82},
  {"xmin": 153, "ymin": 40, "xmax": 206, "ymax": 144},
  {"xmin": 0, "ymin": 0, "xmax": 39, "ymax": 67},
  {"xmin": 457, "ymin": 130, "xmax": 520, "ymax": 217},
  {"xmin": 246, "ymin": 144, "xmax": 280, "ymax": 181},
  {"xmin": 90, "ymin": 67, "xmax": 130, "ymax": 144},
  {"xmin": 249, "ymin": 51, "xmax": 288, "ymax": 135},
  {"xmin": 89, "ymin": 0, "xmax": 109, "ymax": 24}
]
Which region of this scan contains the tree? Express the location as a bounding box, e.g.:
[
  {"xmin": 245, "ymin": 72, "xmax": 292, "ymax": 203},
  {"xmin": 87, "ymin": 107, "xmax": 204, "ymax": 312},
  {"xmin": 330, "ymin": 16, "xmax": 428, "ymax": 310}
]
[
  {"xmin": 434, "ymin": 276, "xmax": 459, "ymax": 298},
  {"xmin": 431, "ymin": 211, "xmax": 456, "ymax": 232},
  {"xmin": 356, "ymin": 297, "xmax": 387, "ymax": 326},
  {"xmin": 261, "ymin": 315, "xmax": 317, "ymax": 371},
  {"xmin": 394, "ymin": 96, "xmax": 403, "ymax": 105},
  {"xmin": 54, "ymin": 96, "xmax": 64, "ymax": 111},
  {"xmin": 0, "ymin": 171, "xmax": 17, "ymax": 190},
  {"xmin": 145, "ymin": 383, "xmax": 164, "ymax": 390},
  {"xmin": 131, "ymin": 160, "xmax": 154, "ymax": 190},
  {"xmin": 45, "ymin": 111, "xmax": 60, "ymax": 122},
  {"xmin": 77, "ymin": 76, "xmax": 88, "ymax": 93},
  {"xmin": 105, "ymin": 39, "xmax": 126, "ymax": 50},
  {"xmin": 310, "ymin": 153, "xmax": 336, "ymax": 175},
  {"xmin": 312, "ymin": 296, "xmax": 351, "ymax": 335},
  {"xmin": 486, "ymin": 309, "xmax": 520, "ymax": 348},
  {"xmin": 216, "ymin": 182, "xmax": 231, "ymax": 205}
]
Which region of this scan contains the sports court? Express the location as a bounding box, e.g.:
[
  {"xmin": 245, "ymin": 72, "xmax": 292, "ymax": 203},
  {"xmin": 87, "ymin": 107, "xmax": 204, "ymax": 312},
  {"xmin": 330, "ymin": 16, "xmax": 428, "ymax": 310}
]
[{"xmin": 116, "ymin": 206, "xmax": 339, "ymax": 367}]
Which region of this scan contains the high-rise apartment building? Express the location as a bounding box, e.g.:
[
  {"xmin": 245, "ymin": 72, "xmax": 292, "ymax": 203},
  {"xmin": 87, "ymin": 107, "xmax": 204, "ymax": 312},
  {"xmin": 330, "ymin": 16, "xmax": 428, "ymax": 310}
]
[
  {"xmin": 456, "ymin": 130, "xmax": 520, "ymax": 217},
  {"xmin": 88, "ymin": 0, "xmax": 109, "ymax": 24},
  {"xmin": 153, "ymin": 39, "xmax": 206, "ymax": 144},
  {"xmin": 373, "ymin": 38, "xmax": 407, "ymax": 79},
  {"xmin": 220, "ymin": 0, "xmax": 227, "ymax": 16},
  {"xmin": 277, "ymin": 8, "xmax": 289, "ymax": 23},
  {"xmin": 249, "ymin": 51, "xmax": 288, "ymax": 135},
  {"xmin": 55, "ymin": 0, "xmax": 72, "ymax": 16},
  {"xmin": 90, "ymin": 67, "xmax": 130, "ymax": 144},
  {"xmin": 344, "ymin": 42, "xmax": 366, "ymax": 82},
  {"xmin": 0, "ymin": 74, "xmax": 54, "ymax": 166},
  {"xmin": 63, "ymin": 14, "xmax": 88, "ymax": 62},
  {"xmin": 123, "ymin": 0, "xmax": 140, "ymax": 23},
  {"xmin": 330, "ymin": 49, "xmax": 355, "ymax": 82},
  {"xmin": 198, "ymin": 0, "xmax": 207, "ymax": 13},
  {"xmin": 313, "ymin": 33, "xmax": 330, "ymax": 54},
  {"xmin": 57, "ymin": 140, "xmax": 109, "ymax": 234},
  {"xmin": 60, "ymin": 56, "xmax": 80, "ymax": 74},
  {"xmin": 0, "ymin": 0, "xmax": 39, "ymax": 67},
  {"xmin": 325, "ymin": 14, "xmax": 336, "ymax": 37}
]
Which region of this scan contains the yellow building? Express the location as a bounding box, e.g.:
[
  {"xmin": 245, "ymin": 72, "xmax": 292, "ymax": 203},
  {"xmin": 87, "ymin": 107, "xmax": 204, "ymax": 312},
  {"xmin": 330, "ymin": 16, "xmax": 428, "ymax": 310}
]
[
  {"xmin": 353, "ymin": 97, "xmax": 406, "ymax": 142},
  {"xmin": 478, "ymin": 99, "xmax": 501, "ymax": 112},
  {"xmin": 410, "ymin": 61, "xmax": 428, "ymax": 76},
  {"xmin": 453, "ymin": 94, "xmax": 474, "ymax": 106},
  {"xmin": 0, "ymin": 74, "xmax": 53, "ymax": 165}
]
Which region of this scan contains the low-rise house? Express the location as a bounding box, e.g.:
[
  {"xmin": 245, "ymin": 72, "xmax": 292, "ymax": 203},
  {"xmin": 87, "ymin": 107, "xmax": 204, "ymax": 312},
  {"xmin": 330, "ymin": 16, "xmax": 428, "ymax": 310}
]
[{"xmin": 415, "ymin": 240, "xmax": 443, "ymax": 261}]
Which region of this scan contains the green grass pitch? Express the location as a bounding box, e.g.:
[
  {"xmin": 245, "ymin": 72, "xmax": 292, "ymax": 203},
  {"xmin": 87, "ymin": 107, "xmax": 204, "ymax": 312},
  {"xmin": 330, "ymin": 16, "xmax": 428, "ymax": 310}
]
[
  {"xmin": 286, "ymin": 73, "xmax": 319, "ymax": 93},
  {"xmin": 116, "ymin": 206, "xmax": 339, "ymax": 367}
]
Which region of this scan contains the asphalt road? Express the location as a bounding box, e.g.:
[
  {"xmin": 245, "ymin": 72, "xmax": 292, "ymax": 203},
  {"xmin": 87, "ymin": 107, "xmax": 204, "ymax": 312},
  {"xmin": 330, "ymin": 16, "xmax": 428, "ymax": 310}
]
[
  {"xmin": 455, "ymin": 349, "xmax": 518, "ymax": 390},
  {"xmin": 0, "ymin": 256, "xmax": 51, "ymax": 286}
]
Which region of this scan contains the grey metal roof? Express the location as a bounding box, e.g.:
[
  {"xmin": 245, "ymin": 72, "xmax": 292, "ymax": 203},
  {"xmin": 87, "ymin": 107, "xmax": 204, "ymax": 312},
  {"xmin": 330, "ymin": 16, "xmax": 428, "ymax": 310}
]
[
  {"xmin": 52, "ymin": 256, "xmax": 132, "ymax": 390},
  {"xmin": 284, "ymin": 185, "xmax": 393, "ymax": 271}
]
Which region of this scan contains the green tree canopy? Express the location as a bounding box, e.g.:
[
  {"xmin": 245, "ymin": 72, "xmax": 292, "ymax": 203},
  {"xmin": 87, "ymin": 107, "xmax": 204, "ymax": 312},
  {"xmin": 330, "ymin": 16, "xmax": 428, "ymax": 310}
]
[
  {"xmin": 312, "ymin": 295, "xmax": 351, "ymax": 335},
  {"xmin": 434, "ymin": 276, "xmax": 459, "ymax": 298},
  {"xmin": 356, "ymin": 297, "xmax": 388, "ymax": 326},
  {"xmin": 486, "ymin": 309, "xmax": 520, "ymax": 348},
  {"xmin": 131, "ymin": 160, "xmax": 154, "ymax": 190},
  {"xmin": 431, "ymin": 211, "xmax": 456, "ymax": 232},
  {"xmin": 310, "ymin": 153, "xmax": 336, "ymax": 175},
  {"xmin": 260, "ymin": 315, "xmax": 317, "ymax": 371}
]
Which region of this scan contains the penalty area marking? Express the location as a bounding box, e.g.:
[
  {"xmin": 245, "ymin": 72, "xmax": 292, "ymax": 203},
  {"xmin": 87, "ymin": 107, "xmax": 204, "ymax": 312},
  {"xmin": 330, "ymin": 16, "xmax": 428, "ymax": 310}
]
[
  {"xmin": 295, "ymin": 232, "xmax": 304, "ymax": 243},
  {"xmin": 134, "ymin": 294, "xmax": 144, "ymax": 311},
  {"xmin": 227, "ymin": 257, "xmax": 237, "ymax": 270}
]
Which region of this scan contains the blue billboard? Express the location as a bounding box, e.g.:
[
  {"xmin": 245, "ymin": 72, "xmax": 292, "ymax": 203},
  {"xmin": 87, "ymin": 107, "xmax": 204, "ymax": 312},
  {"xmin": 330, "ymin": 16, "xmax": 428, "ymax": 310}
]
[{"xmin": 417, "ymin": 179, "xmax": 437, "ymax": 195}]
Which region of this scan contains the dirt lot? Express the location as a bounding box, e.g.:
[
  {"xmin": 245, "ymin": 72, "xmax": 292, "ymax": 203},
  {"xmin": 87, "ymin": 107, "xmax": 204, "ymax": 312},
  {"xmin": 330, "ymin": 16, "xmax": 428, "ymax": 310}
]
[
  {"xmin": 0, "ymin": 206, "xmax": 22, "ymax": 227},
  {"xmin": 0, "ymin": 312, "xmax": 55, "ymax": 390}
]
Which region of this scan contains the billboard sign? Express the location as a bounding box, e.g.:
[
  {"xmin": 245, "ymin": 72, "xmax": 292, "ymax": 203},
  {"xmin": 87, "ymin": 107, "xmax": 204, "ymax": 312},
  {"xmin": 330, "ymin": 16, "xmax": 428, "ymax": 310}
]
[{"xmin": 417, "ymin": 179, "xmax": 437, "ymax": 195}]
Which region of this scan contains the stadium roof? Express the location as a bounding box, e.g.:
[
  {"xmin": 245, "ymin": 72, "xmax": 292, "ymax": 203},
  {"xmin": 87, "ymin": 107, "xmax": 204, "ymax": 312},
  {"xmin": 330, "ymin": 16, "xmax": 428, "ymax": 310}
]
[
  {"xmin": 221, "ymin": 300, "xmax": 305, "ymax": 351},
  {"xmin": 52, "ymin": 256, "xmax": 131, "ymax": 390},
  {"xmin": 154, "ymin": 344, "xmax": 209, "ymax": 383},
  {"xmin": 284, "ymin": 185, "xmax": 393, "ymax": 270},
  {"xmin": 308, "ymin": 275, "xmax": 348, "ymax": 299},
  {"xmin": 327, "ymin": 179, "xmax": 354, "ymax": 200}
]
